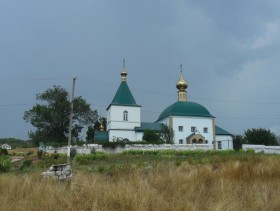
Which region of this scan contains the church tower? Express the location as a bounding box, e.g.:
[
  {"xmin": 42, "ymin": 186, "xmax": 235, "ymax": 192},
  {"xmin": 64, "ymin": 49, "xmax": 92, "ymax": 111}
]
[
  {"xmin": 106, "ymin": 61, "xmax": 141, "ymax": 141},
  {"xmin": 176, "ymin": 65, "xmax": 188, "ymax": 102}
]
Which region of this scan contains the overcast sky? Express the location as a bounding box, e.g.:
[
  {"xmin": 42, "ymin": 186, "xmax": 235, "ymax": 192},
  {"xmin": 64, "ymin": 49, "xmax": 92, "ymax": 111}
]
[{"xmin": 1, "ymin": 0, "xmax": 280, "ymax": 140}]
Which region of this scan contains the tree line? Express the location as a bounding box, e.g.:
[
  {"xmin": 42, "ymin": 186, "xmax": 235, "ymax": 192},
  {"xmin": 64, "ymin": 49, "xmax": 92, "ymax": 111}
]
[
  {"xmin": 23, "ymin": 85, "xmax": 280, "ymax": 148},
  {"xmin": 233, "ymin": 128, "xmax": 280, "ymax": 150}
]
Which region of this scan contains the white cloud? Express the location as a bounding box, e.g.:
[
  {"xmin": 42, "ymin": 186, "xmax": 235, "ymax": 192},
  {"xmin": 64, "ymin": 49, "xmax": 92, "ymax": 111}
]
[{"xmin": 252, "ymin": 21, "xmax": 280, "ymax": 49}]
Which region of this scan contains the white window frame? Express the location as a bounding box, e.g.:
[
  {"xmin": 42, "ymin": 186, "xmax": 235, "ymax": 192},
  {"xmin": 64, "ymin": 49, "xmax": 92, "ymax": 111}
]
[
  {"xmin": 178, "ymin": 126, "xmax": 183, "ymax": 132},
  {"xmin": 179, "ymin": 139, "xmax": 183, "ymax": 144},
  {"xmin": 218, "ymin": 141, "xmax": 222, "ymax": 149},
  {"xmin": 203, "ymin": 127, "xmax": 208, "ymax": 133},
  {"xmin": 123, "ymin": 110, "xmax": 128, "ymax": 121},
  {"xmin": 191, "ymin": 126, "xmax": 196, "ymax": 132}
]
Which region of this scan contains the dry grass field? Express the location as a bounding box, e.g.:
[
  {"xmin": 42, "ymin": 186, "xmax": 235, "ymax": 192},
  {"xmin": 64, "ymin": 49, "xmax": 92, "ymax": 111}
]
[
  {"xmin": 8, "ymin": 147, "xmax": 38, "ymax": 155},
  {"xmin": 1, "ymin": 153, "xmax": 280, "ymax": 211}
]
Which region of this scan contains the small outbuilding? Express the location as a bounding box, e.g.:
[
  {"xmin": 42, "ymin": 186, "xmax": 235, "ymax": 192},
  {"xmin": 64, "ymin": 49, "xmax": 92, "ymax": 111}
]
[{"xmin": 1, "ymin": 143, "xmax": 12, "ymax": 150}]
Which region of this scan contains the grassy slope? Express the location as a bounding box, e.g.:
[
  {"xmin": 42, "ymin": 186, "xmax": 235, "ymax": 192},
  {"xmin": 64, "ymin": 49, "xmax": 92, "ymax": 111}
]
[
  {"xmin": 0, "ymin": 138, "xmax": 29, "ymax": 148},
  {"xmin": 1, "ymin": 152, "xmax": 280, "ymax": 210}
]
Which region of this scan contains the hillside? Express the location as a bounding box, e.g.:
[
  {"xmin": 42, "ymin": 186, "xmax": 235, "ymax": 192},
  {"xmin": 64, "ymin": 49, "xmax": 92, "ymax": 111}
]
[{"xmin": 0, "ymin": 138, "xmax": 30, "ymax": 149}]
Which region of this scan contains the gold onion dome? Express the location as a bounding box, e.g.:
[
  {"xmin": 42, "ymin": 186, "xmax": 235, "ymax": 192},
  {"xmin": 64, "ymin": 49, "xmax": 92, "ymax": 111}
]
[
  {"xmin": 121, "ymin": 69, "xmax": 127, "ymax": 81},
  {"xmin": 176, "ymin": 73, "xmax": 188, "ymax": 91},
  {"xmin": 99, "ymin": 122, "xmax": 105, "ymax": 132},
  {"xmin": 121, "ymin": 59, "xmax": 127, "ymax": 81}
]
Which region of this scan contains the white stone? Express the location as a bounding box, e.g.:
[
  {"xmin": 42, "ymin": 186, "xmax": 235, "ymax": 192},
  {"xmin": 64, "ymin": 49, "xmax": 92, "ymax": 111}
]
[
  {"xmin": 41, "ymin": 171, "xmax": 55, "ymax": 177},
  {"xmin": 59, "ymin": 175, "xmax": 67, "ymax": 180}
]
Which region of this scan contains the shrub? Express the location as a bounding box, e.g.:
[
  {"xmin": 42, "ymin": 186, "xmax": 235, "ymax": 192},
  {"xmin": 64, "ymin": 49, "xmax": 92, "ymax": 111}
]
[
  {"xmin": 20, "ymin": 159, "xmax": 32, "ymax": 171},
  {"xmin": 0, "ymin": 148, "xmax": 8, "ymax": 156},
  {"xmin": 37, "ymin": 150, "xmax": 44, "ymax": 159},
  {"xmin": 246, "ymin": 149, "xmax": 255, "ymax": 154},
  {"xmin": 101, "ymin": 141, "xmax": 126, "ymax": 149},
  {"xmin": 52, "ymin": 152, "xmax": 60, "ymax": 159},
  {"xmin": 26, "ymin": 151, "xmax": 33, "ymax": 156},
  {"xmin": 0, "ymin": 157, "xmax": 11, "ymax": 173},
  {"xmin": 70, "ymin": 148, "xmax": 77, "ymax": 160},
  {"xmin": 90, "ymin": 148, "xmax": 96, "ymax": 154}
]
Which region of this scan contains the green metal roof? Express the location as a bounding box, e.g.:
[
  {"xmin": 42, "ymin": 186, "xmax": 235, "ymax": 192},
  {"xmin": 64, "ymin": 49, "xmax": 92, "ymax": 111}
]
[
  {"xmin": 186, "ymin": 133, "xmax": 205, "ymax": 140},
  {"xmin": 107, "ymin": 81, "xmax": 140, "ymax": 109},
  {"xmin": 186, "ymin": 133, "xmax": 196, "ymax": 140},
  {"xmin": 94, "ymin": 131, "xmax": 109, "ymax": 142},
  {"xmin": 135, "ymin": 122, "xmax": 164, "ymax": 132},
  {"xmin": 157, "ymin": 101, "xmax": 214, "ymax": 121},
  {"xmin": 215, "ymin": 126, "xmax": 232, "ymax": 136}
]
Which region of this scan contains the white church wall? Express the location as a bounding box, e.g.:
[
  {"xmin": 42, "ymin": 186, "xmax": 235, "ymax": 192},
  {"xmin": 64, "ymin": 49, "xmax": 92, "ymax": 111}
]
[
  {"xmin": 215, "ymin": 135, "xmax": 233, "ymax": 150},
  {"xmin": 172, "ymin": 116, "xmax": 214, "ymax": 144},
  {"xmin": 107, "ymin": 105, "xmax": 141, "ymax": 130},
  {"xmin": 136, "ymin": 132, "xmax": 143, "ymax": 141},
  {"xmin": 109, "ymin": 130, "xmax": 137, "ymax": 142}
]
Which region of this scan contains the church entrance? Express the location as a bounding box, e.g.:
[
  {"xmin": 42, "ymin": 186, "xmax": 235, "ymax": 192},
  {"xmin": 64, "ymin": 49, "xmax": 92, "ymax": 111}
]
[{"xmin": 186, "ymin": 134, "xmax": 205, "ymax": 144}]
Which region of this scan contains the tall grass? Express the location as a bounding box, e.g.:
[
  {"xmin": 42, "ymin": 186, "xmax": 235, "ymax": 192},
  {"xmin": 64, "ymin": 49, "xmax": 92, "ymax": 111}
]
[{"xmin": 1, "ymin": 155, "xmax": 280, "ymax": 210}]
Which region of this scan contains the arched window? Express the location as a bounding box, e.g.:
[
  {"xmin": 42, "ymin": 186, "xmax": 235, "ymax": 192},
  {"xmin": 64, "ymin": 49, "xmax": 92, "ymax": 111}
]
[{"xmin": 123, "ymin": 110, "xmax": 128, "ymax": 121}]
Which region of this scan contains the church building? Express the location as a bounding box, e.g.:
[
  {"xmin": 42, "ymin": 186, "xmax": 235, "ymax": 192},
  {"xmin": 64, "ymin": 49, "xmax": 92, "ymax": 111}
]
[{"xmin": 95, "ymin": 65, "xmax": 233, "ymax": 150}]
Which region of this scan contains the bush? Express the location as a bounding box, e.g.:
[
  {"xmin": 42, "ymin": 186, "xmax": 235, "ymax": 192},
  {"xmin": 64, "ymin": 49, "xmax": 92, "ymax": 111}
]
[
  {"xmin": 52, "ymin": 152, "xmax": 60, "ymax": 159},
  {"xmin": 90, "ymin": 148, "xmax": 96, "ymax": 154},
  {"xmin": 37, "ymin": 150, "xmax": 44, "ymax": 159},
  {"xmin": 142, "ymin": 129, "xmax": 162, "ymax": 143},
  {"xmin": 0, "ymin": 157, "xmax": 11, "ymax": 173},
  {"xmin": 101, "ymin": 141, "xmax": 126, "ymax": 149},
  {"xmin": 246, "ymin": 149, "xmax": 255, "ymax": 154},
  {"xmin": 26, "ymin": 151, "xmax": 33, "ymax": 156},
  {"xmin": 70, "ymin": 148, "xmax": 77, "ymax": 160},
  {"xmin": 20, "ymin": 159, "xmax": 32, "ymax": 170},
  {"xmin": 0, "ymin": 148, "xmax": 8, "ymax": 156}
]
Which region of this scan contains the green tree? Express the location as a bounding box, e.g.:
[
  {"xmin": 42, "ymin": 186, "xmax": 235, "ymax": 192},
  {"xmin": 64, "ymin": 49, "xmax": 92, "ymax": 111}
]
[
  {"xmin": 142, "ymin": 129, "xmax": 162, "ymax": 143},
  {"xmin": 86, "ymin": 117, "xmax": 107, "ymax": 142},
  {"xmin": 24, "ymin": 85, "xmax": 98, "ymax": 146},
  {"xmin": 232, "ymin": 134, "xmax": 243, "ymax": 150},
  {"xmin": 243, "ymin": 128, "xmax": 278, "ymax": 146},
  {"xmin": 161, "ymin": 124, "xmax": 174, "ymax": 144}
]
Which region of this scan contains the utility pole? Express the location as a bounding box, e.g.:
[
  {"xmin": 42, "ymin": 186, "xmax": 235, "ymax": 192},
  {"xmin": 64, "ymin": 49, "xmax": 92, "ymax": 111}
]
[{"xmin": 67, "ymin": 77, "xmax": 77, "ymax": 164}]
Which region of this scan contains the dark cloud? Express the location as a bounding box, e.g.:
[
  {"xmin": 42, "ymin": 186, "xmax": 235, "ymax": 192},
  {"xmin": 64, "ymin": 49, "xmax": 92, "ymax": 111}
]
[{"xmin": 1, "ymin": 0, "xmax": 280, "ymax": 139}]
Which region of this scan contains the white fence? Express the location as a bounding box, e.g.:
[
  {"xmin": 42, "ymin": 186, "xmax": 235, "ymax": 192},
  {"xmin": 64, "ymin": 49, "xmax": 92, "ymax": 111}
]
[
  {"xmin": 242, "ymin": 144, "xmax": 280, "ymax": 154},
  {"xmin": 46, "ymin": 144, "xmax": 213, "ymax": 154}
]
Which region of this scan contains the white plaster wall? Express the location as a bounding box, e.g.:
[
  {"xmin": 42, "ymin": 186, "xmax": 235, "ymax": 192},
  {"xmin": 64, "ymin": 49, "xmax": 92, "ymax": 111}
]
[
  {"xmin": 107, "ymin": 105, "xmax": 141, "ymax": 130},
  {"xmin": 109, "ymin": 130, "xmax": 137, "ymax": 142},
  {"xmin": 136, "ymin": 132, "xmax": 143, "ymax": 141},
  {"xmin": 47, "ymin": 144, "xmax": 214, "ymax": 154},
  {"xmin": 242, "ymin": 144, "xmax": 280, "ymax": 154},
  {"xmin": 165, "ymin": 116, "xmax": 214, "ymax": 144},
  {"xmin": 215, "ymin": 135, "xmax": 233, "ymax": 150}
]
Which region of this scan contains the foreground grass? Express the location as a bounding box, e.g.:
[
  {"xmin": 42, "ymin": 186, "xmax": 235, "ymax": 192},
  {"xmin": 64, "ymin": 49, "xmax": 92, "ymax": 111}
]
[{"xmin": 1, "ymin": 152, "xmax": 280, "ymax": 210}]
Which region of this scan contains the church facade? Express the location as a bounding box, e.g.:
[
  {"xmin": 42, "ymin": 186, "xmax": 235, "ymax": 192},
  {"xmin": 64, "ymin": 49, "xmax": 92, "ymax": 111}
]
[{"xmin": 96, "ymin": 65, "xmax": 233, "ymax": 150}]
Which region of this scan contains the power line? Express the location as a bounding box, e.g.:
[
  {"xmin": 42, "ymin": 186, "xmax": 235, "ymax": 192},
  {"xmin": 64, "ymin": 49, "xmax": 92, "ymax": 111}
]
[{"xmin": 0, "ymin": 77, "xmax": 72, "ymax": 83}]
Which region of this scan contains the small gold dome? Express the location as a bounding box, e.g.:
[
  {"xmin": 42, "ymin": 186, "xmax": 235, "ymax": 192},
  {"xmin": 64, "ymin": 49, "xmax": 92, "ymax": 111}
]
[
  {"xmin": 176, "ymin": 74, "xmax": 188, "ymax": 91},
  {"xmin": 121, "ymin": 69, "xmax": 127, "ymax": 81},
  {"xmin": 99, "ymin": 122, "xmax": 105, "ymax": 132}
]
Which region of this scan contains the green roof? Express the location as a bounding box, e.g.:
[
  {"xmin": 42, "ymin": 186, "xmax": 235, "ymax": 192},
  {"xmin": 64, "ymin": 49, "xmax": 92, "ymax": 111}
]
[
  {"xmin": 94, "ymin": 131, "xmax": 109, "ymax": 142},
  {"xmin": 107, "ymin": 81, "xmax": 140, "ymax": 109},
  {"xmin": 215, "ymin": 126, "xmax": 232, "ymax": 136},
  {"xmin": 135, "ymin": 122, "xmax": 164, "ymax": 132},
  {"xmin": 186, "ymin": 133, "xmax": 196, "ymax": 140},
  {"xmin": 157, "ymin": 101, "xmax": 214, "ymax": 121}
]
